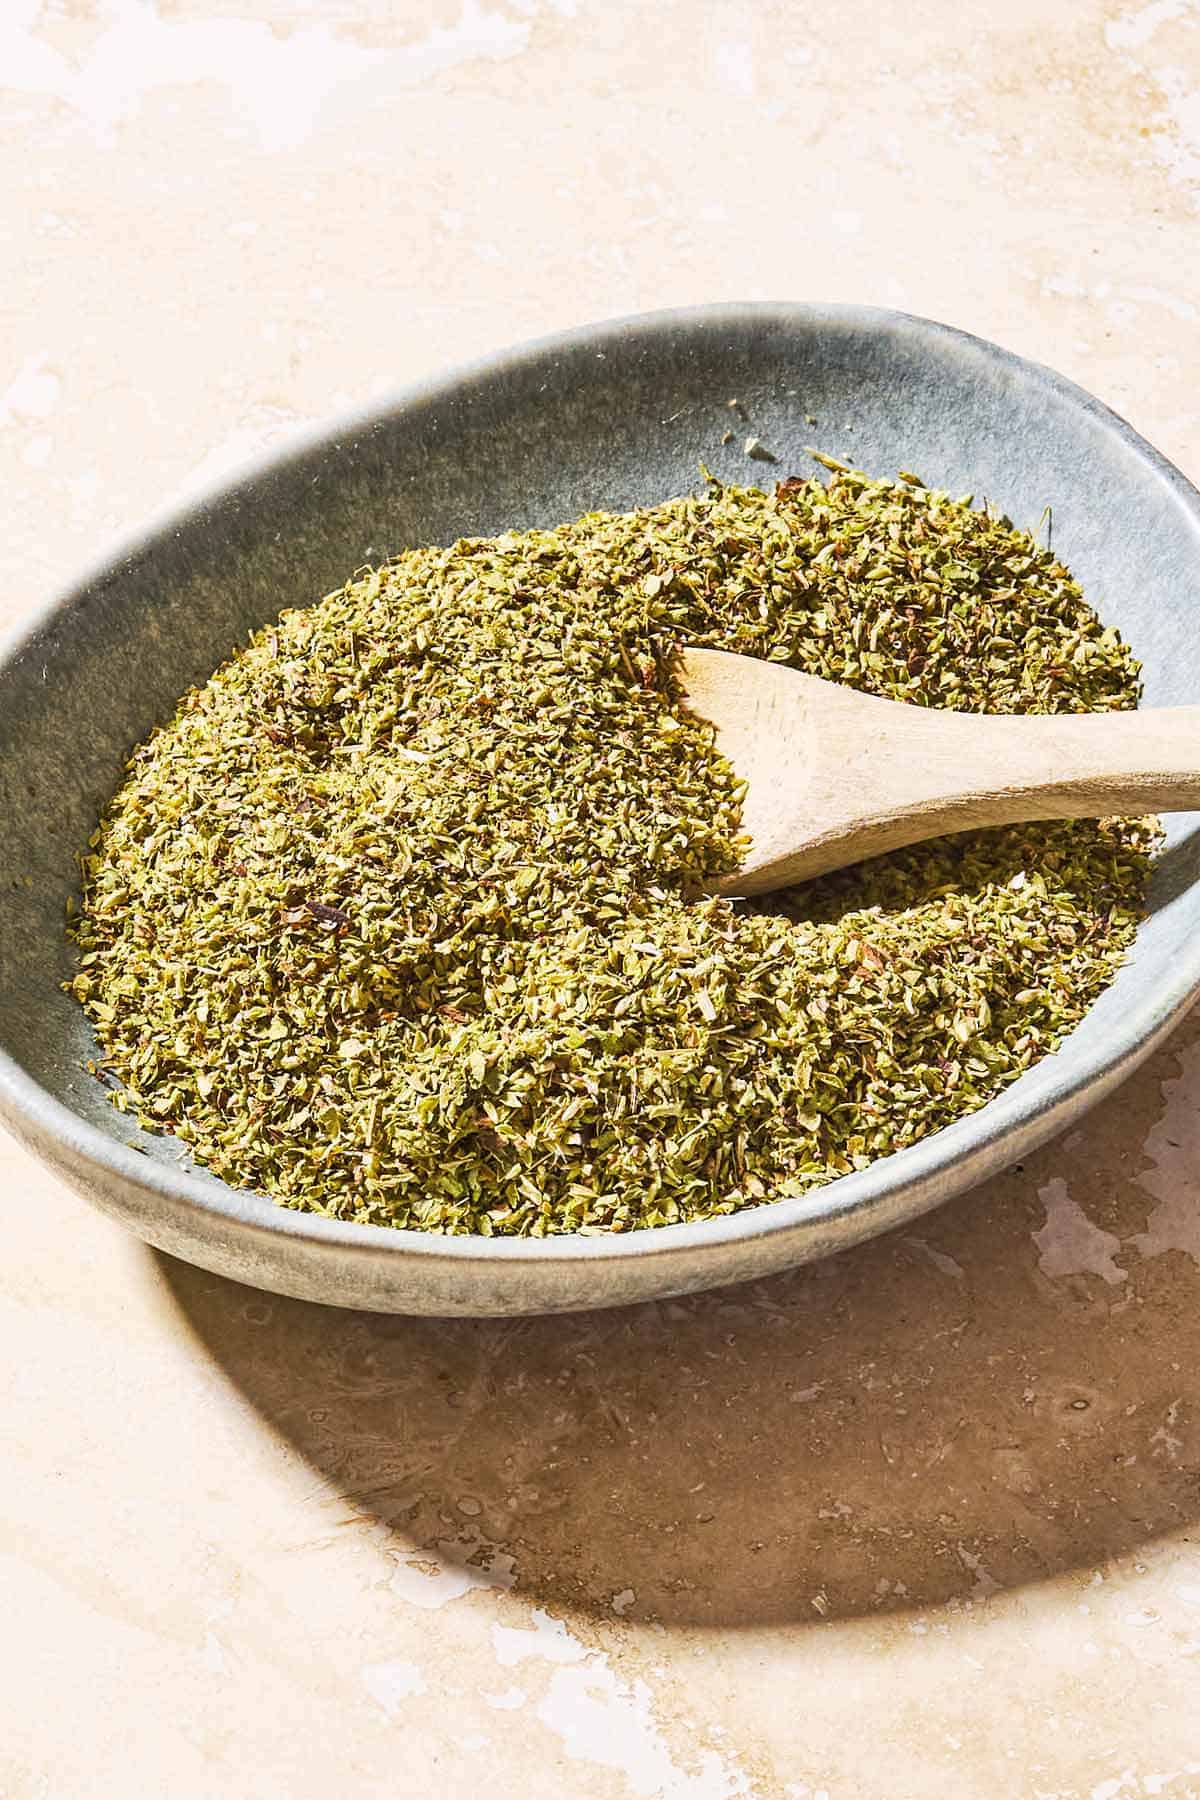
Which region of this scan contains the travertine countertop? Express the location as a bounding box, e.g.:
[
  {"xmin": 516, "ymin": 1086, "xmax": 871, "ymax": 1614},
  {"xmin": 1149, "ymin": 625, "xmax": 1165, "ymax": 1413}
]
[{"xmin": 4, "ymin": 3, "xmax": 1200, "ymax": 1795}]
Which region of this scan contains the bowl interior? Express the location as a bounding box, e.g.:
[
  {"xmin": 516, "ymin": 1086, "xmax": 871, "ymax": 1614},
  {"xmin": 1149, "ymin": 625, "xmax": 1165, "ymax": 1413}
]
[{"xmin": 4, "ymin": 304, "xmax": 1200, "ymax": 1210}]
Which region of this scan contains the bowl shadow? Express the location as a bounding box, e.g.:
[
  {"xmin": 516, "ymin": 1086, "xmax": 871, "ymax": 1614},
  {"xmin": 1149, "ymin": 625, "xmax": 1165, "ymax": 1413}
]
[{"xmin": 158, "ymin": 1010, "xmax": 1200, "ymax": 1631}]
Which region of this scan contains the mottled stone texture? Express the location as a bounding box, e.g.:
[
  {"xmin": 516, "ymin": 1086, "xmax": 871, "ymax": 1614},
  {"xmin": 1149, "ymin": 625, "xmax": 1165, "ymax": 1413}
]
[{"xmin": 3, "ymin": 1, "xmax": 1200, "ymax": 1795}]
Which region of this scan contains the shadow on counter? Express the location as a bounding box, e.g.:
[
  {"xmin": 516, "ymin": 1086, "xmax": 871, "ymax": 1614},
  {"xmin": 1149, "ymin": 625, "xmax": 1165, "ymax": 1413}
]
[{"xmin": 157, "ymin": 1005, "xmax": 1200, "ymax": 1631}]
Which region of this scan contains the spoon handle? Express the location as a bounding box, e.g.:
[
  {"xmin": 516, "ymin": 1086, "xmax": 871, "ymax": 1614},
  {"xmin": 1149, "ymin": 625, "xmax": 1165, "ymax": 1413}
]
[{"xmin": 903, "ymin": 702, "xmax": 1200, "ymax": 822}]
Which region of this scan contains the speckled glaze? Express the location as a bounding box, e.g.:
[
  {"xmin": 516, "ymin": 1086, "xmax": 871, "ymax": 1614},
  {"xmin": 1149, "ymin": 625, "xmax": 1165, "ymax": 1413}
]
[{"xmin": 2, "ymin": 303, "xmax": 1199, "ymax": 1315}]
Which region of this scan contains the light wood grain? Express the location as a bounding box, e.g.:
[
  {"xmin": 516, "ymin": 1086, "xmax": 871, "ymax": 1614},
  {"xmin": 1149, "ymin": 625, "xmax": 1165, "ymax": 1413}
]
[{"xmin": 680, "ymin": 648, "xmax": 1200, "ymax": 896}]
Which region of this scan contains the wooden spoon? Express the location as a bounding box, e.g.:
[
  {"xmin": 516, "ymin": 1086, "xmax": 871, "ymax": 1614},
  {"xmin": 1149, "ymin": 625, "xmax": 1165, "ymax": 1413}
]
[{"xmin": 679, "ymin": 648, "xmax": 1200, "ymax": 898}]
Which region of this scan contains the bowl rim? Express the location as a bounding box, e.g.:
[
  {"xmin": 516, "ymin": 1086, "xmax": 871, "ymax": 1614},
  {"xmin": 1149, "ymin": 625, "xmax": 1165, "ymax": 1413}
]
[{"xmin": 4, "ymin": 298, "xmax": 1200, "ymax": 1274}]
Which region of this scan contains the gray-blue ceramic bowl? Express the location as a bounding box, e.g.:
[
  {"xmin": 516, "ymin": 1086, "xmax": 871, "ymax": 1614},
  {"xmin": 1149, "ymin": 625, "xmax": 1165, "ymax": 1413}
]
[{"xmin": 3, "ymin": 304, "xmax": 1199, "ymax": 1315}]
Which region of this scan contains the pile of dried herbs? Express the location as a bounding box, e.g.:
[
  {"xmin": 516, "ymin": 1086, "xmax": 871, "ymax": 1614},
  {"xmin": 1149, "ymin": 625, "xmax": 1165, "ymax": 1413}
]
[{"xmin": 68, "ymin": 467, "xmax": 1154, "ymax": 1235}]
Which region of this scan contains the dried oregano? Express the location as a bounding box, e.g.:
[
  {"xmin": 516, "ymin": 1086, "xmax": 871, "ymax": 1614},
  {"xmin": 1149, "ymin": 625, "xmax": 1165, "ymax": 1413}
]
[{"xmin": 67, "ymin": 469, "xmax": 1154, "ymax": 1235}]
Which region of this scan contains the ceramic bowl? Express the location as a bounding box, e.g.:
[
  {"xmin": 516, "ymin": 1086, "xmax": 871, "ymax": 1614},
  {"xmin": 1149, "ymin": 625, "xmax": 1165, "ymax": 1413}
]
[{"xmin": 3, "ymin": 304, "xmax": 1199, "ymax": 1314}]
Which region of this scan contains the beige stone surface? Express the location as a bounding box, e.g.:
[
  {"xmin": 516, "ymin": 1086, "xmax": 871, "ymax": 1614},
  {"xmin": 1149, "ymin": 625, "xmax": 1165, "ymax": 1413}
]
[{"xmin": 4, "ymin": 1, "xmax": 1200, "ymax": 1794}]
